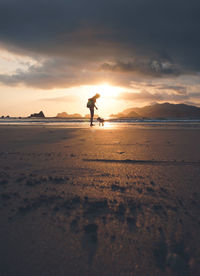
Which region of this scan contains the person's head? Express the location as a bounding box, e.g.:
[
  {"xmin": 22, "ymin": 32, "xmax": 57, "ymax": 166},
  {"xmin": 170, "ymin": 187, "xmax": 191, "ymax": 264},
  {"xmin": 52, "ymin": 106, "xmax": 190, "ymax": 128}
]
[{"xmin": 95, "ymin": 93, "xmax": 100, "ymax": 99}]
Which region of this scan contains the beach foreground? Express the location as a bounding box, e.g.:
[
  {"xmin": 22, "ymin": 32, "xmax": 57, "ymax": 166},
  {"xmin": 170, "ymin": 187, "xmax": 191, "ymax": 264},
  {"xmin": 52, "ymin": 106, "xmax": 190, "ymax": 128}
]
[{"xmin": 0, "ymin": 125, "xmax": 199, "ymax": 276}]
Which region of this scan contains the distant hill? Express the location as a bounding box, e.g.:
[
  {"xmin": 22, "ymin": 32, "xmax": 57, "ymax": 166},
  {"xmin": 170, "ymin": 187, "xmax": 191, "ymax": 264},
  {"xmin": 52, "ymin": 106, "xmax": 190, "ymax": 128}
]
[
  {"xmin": 56, "ymin": 112, "xmax": 82, "ymax": 118},
  {"xmin": 111, "ymin": 103, "xmax": 200, "ymax": 119}
]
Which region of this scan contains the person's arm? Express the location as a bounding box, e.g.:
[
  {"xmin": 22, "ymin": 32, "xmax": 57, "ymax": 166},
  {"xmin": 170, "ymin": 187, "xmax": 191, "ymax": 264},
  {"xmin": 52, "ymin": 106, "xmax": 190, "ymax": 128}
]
[{"xmin": 94, "ymin": 104, "xmax": 98, "ymax": 110}]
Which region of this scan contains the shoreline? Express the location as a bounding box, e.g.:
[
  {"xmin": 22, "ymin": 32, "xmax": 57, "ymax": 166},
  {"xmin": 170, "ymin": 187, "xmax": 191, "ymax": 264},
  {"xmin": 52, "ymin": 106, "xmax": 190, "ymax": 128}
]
[{"xmin": 1, "ymin": 121, "xmax": 200, "ymax": 130}]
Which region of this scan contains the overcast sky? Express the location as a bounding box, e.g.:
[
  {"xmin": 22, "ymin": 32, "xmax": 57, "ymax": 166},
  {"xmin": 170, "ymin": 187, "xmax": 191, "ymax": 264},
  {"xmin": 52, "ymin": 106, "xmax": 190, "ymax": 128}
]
[{"xmin": 0, "ymin": 0, "xmax": 200, "ymax": 116}]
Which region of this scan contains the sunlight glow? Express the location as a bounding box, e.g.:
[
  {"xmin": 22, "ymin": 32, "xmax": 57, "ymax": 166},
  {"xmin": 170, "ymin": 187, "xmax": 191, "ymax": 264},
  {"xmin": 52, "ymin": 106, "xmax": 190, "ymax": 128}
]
[
  {"xmin": 84, "ymin": 83, "xmax": 124, "ymax": 118},
  {"xmin": 83, "ymin": 83, "xmax": 125, "ymax": 117},
  {"xmin": 91, "ymin": 83, "xmax": 122, "ymax": 98}
]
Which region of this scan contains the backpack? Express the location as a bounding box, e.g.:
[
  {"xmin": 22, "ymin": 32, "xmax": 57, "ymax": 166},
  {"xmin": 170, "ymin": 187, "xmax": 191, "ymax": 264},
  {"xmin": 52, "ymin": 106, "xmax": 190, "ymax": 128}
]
[{"xmin": 87, "ymin": 99, "xmax": 93, "ymax": 108}]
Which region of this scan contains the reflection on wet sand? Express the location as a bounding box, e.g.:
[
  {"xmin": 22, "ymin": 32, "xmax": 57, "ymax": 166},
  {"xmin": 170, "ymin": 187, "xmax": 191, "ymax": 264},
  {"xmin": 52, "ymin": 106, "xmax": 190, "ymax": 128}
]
[{"xmin": 0, "ymin": 126, "xmax": 199, "ymax": 275}]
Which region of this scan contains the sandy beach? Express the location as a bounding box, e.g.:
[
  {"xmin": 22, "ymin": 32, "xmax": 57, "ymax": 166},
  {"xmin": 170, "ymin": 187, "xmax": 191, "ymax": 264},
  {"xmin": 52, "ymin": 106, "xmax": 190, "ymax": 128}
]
[{"xmin": 0, "ymin": 125, "xmax": 199, "ymax": 276}]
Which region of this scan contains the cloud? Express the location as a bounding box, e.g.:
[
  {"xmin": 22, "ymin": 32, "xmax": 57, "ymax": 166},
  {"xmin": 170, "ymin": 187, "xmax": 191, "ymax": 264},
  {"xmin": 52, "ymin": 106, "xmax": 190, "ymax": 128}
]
[
  {"xmin": 118, "ymin": 90, "xmax": 200, "ymax": 103},
  {"xmin": 158, "ymin": 85, "xmax": 187, "ymax": 95},
  {"xmin": 99, "ymin": 59, "xmax": 182, "ymax": 77},
  {"xmin": 0, "ymin": 58, "xmax": 104, "ymax": 89},
  {"xmin": 0, "ymin": 0, "xmax": 200, "ymax": 89}
]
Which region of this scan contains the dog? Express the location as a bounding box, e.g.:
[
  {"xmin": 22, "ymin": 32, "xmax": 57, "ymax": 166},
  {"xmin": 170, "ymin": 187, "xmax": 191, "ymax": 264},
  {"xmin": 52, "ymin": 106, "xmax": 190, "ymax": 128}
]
[{"xmin": 97, "ymin": 117, "xmax": 105, "ymax": 126}]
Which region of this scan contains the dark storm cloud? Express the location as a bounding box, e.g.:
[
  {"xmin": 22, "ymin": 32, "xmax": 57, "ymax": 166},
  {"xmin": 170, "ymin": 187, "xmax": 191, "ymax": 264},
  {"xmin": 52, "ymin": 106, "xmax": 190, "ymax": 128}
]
[
  {"xmin": 0, "ymin": 0, "xmax": 200, "ymax": 88},
  {"xmin": 99, "ymin": 59, "xmax": 182, "ymax": 77}
]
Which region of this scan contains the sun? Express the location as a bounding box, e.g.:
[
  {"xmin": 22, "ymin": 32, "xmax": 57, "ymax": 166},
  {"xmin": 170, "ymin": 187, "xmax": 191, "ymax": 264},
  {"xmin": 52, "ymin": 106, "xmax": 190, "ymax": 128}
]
[
  {"xmin": 91, "ymin": 83, "xmax": 121, "ymax": 98},
  {"xmin": 83, "ymin": 83, "xmax": 124, "ymax": 117}
]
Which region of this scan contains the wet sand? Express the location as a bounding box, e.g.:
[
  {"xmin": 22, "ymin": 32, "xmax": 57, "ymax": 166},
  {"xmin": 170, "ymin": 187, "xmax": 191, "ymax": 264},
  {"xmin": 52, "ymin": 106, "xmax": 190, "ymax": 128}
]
[{"xmin": 0, "ymin": 125, "xmax": 199, "ymax": 276}]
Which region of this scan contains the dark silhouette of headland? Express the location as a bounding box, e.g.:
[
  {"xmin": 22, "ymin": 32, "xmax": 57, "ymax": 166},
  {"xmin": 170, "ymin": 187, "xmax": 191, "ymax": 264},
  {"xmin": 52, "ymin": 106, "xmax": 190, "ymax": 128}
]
[{"xmin": 111, "ymin": 102, "xmax": 200, "ymax": 119}]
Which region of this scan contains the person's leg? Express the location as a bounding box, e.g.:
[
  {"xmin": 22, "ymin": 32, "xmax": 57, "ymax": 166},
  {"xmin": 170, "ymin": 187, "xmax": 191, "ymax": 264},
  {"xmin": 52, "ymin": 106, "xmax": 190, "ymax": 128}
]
[{"xmin": 90, "ymin": 108, "xmax": 94, "ymax": 126}]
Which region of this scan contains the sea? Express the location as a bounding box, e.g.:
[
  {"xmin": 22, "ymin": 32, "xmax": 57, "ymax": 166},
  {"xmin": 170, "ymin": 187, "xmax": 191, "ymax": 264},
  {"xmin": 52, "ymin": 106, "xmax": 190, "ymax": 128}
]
[{"xmin": 1, "ymin": 117, "xmax": 200, "ymax": 129}]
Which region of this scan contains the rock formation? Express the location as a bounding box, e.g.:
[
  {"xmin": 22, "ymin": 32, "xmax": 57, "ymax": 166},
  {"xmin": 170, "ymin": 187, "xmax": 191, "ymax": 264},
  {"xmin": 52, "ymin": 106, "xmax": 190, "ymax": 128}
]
[{"xmin": 29, "ymin": 111, "xmax": 45, "ymax": 118}]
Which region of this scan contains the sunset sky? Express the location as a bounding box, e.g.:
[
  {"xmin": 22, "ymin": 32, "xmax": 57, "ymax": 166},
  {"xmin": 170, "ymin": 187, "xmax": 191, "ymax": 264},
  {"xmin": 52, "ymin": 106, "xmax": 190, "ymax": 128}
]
[{"xmin": 0, "ymin": 0, "xmax": 200, "ymax": 117}]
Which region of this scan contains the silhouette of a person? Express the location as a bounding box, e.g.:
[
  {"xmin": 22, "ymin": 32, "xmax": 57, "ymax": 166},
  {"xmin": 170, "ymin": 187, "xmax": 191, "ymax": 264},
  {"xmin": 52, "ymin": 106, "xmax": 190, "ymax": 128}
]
[{"xmin": 87, "ymin": 93, "xmax": 100, "ymax": 126}]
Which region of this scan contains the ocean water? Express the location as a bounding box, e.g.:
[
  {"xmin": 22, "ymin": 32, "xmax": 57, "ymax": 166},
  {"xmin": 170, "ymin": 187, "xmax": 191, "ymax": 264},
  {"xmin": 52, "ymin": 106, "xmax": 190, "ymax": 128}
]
[{"xmin": 1, "ymin": 118, "xmax": 200, "ymax": 129}]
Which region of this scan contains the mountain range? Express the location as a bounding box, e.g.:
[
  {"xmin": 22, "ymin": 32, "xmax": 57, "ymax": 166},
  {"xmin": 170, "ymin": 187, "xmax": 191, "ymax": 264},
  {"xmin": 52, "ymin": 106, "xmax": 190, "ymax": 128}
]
[{"xmin": 110, "ymin": 103, "xmax": 200, "ymax": 119}]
